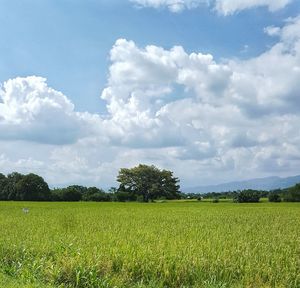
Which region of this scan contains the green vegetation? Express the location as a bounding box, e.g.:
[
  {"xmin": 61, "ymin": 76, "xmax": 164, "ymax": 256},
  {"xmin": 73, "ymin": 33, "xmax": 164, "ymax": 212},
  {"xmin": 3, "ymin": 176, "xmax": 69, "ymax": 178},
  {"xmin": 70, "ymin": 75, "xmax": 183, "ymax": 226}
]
[
  {"xmin": 0, "ymin": 272, "xmax": 53, "ymax": 288},
  {"xmin": 0, "ymin": 165, "xmax": 181, "ymax": 202},
  {"xmin": 283, "ymin": 184, "xmax": 300, "ymax": 202},
  {"xmin": 186, "ymin": 183, "xmax": 300, "ymax": 203},
  {"xmin": 0, "ymin": 201, "xmax": 299, "ymax": 287},
  {"xmin": 212, "ymin": 197, "xmax": 219, "ymax": 203},
  {"xmin": 1, "ymin": 167, "xmax": 300, "ymax": 203},
  {"xmin": 117, "ymin": 164, "xmax": 181, "ymax": 202},
  {"xmin": 0, "ymin": 172, "xmax": 50, "ymax": 201},
  {"xmin": 268, "ymin": 191, "xmax": 282, "ymax": 202},
  {"xmin": 233, "ymin": 190, "xmax": 261, "ymax": 203}
]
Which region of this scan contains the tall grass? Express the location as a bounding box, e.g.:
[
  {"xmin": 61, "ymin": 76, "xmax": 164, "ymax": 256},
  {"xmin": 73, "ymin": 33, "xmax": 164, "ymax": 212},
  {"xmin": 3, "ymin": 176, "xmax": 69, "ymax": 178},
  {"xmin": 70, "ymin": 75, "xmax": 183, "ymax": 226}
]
[{"xmin": 0, "ymin": 201, "xmax": 299, "ymax": 287}]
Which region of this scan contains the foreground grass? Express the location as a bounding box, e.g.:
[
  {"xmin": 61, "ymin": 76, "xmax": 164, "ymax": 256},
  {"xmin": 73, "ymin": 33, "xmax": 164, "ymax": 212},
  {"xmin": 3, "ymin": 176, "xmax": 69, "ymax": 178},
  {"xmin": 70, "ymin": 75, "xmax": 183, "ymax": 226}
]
[
  {"xmin": 0, "ymin": 201, "xmax": 299, "ymax": 287},
  {"xmin": 0, "ymin": 272, "xmax": 54, "ymax": 288}
]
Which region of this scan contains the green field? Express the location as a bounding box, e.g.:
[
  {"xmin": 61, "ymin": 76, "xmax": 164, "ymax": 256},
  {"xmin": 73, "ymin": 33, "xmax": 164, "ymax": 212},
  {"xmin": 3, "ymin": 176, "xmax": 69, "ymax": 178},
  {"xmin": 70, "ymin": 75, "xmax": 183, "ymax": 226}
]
[{"xmin": 0, "ymin": 201, "xmax": 299, "ymax": 288}]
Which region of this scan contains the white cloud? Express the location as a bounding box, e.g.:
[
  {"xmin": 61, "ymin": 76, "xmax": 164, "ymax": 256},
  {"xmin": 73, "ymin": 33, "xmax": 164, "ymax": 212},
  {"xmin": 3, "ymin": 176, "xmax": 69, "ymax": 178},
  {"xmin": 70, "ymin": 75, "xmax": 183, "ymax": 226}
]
[
  {"xmin": 214, "ymin": 0, "xmax": 292, "ymax": 15},
  {"xmin": 1, "ymin": 16, "xmax": 300, "ymax": 187},
  {"xmin": 97, "ymin": 15, "xmax": 300, "ymax": 185},
  {"xmin": 130, "ymin": 0, "xmax": 293, "ymax": 14},
  {"xmin": 264, "ymin": 26, "xmax": 281, "ymax": 37},
  {"xmin": 0, "ymin": 76, "xmax": 102, "ymax": 144},
  {"xmin": 131, "ymin": 0, "xmax": 207, "ymax": 12}
]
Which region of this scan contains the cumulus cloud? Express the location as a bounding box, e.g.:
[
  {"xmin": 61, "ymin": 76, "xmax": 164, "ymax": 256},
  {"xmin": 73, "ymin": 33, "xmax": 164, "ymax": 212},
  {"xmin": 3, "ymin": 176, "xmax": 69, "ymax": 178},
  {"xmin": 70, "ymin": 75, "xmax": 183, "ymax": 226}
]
[
  {"xmin": 0, "ymin": 76, "xmax": 102, "ymax": 144},
  {"xmin": 97, "ymin": 15, "xmax": 300, "ymax": 184},
  {"xmin": 100, "ymin": 39, "xmax": 237, "ymax": 150},
  {"xmin": 130, "ymin": 0, "xmax": 293, "ymax": 14},
  {"xmin": 1, "ymin": 16, "xmax": 300, "ymax": 187}
]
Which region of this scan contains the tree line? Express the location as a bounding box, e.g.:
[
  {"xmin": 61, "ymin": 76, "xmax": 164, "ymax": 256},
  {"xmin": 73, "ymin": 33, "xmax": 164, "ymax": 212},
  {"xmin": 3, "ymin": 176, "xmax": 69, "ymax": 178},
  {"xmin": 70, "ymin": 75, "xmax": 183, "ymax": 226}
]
[
  {"xmin": 1, "ymin": 165, "xmax": 300, "ymax": 202},
  {"xmin": 185, "ymin": 186, "xmax": 300, "ymax": 203},
  {"xmin": 0, "ymin": 164, "xmax": 182, "ymax": 202}
]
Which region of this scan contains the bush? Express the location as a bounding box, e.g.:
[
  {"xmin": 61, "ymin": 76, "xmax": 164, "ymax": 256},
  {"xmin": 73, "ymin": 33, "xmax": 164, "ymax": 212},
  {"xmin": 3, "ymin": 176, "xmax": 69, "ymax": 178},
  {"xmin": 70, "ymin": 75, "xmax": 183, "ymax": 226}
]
[
  {"xmin": 114, "ymin": 191, "xmax": 136, "ymax": 202},
  {"xmin": 51, "ymin": 187, "xmax": 82, "ymax": 201},
  {"xmin": 87, "ymin": 193, "xmax": 110, "ymax": 202},
  {"xmin": 212, "ymin": 198, "xmax": 219, "ymax": 203},
  {"xmin": 233, "ymin": 190, "xmax": 260, "ymax": 203},
  {"xmin": 268, "ymin": 193, "xmax": 281, "ymax": 202},
  {"xmin": 82, "ymin": 187, "xmax": 111, "ymax": 202}
]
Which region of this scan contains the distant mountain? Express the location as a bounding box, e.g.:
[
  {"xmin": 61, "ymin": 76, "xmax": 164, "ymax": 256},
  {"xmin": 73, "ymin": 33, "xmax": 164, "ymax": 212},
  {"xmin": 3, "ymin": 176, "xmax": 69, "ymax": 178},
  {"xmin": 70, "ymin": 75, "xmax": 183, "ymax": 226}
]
[{"xmin": 184, "ymin": 175, "xmax": 300, "ymax": 193}]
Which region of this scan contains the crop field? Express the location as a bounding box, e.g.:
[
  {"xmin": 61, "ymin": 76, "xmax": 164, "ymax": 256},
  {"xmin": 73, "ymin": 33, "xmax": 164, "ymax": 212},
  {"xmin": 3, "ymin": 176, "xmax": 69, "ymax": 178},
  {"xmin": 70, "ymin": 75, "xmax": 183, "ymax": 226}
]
[{"xmin": 0, "ymin": 201, "xmax": 299, "ymax": 288}]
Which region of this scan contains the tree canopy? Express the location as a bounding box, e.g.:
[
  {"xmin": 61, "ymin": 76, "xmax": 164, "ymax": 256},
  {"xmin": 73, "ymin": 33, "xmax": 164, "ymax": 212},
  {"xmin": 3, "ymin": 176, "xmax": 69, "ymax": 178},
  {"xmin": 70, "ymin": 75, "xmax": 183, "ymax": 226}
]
[
  {"xmin": 283, "ymin": 183, "xmax": 300, "ymax": 202},
  {"xmin": 0, "ymin": 172, "xmax": 50, "ymax": 201},
  {"xmin": 16, "ymin": 173, "xmax": 51, "ymax": 201},
  {"xmin": 233, "ymin": 190, "xmax": 261, "ymax": 203},
  {"xmin": 117, "ymin": 164, "xmax": 181, "ymax": 202}
]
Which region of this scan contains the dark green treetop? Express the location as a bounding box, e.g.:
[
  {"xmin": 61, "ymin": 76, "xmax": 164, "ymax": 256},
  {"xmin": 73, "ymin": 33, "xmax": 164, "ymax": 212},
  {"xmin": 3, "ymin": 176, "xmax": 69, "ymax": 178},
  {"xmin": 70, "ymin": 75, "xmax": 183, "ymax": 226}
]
[{"xmin": 117, "ymin": 164, "xmax": 180, "ymax": 202}]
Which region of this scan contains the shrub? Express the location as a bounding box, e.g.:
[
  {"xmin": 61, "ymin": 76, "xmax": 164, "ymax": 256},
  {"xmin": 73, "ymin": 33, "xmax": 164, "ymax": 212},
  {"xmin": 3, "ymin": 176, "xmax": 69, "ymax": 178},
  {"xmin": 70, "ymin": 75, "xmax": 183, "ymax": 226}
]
[
  {"xmin": 136, "ymin": 195, "xmax": 145, "ymax": 202},
  {"xmin": 82, "ymin": 187, "xmax": 111, "ymax": 202},
  {"xmin": 212, "ymin": 198, "xmax": 219, "ymax": 203},
  {"xmin": 268, "ymin": 193, "xmax": 281, "ymax": 202},
  {"xmin": 51, "ymin": 187, "xmax": 82, "ymax": 201},
  {"xmin": 233, "ymin": 190, "xmax": 260, "ymax": 203},
  {"xmin": 114, "ymin": 191, "xmax": 136, "ymax": 202}
]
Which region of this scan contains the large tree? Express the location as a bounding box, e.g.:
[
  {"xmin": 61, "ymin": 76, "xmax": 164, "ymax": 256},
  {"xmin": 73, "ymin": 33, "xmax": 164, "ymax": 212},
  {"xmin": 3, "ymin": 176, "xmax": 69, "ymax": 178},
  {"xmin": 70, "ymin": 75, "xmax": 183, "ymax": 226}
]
[
  {"xmin": 117, "ymin": 164, "xmax": 180, "ymax": 202},
  {"xmin": 15, "ymin": 173, "xmax": 51, "ymax": 201},
  {"xmin": 6, "ymin": 172, "xmax": 24, "ymax": 200}
]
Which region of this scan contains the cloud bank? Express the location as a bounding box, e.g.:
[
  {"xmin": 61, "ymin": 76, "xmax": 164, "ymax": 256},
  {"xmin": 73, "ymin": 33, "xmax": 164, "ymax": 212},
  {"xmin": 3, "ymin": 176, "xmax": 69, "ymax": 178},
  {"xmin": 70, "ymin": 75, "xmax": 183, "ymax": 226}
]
[{"xmin": 1, "ymin": 16, "xmax": 300, "ymax": 187}]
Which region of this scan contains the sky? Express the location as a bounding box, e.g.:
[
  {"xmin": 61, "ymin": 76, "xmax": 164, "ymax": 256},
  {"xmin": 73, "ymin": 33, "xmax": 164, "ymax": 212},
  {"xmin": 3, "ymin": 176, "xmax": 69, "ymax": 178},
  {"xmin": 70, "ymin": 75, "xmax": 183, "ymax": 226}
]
[{"xmin": 0, "ymin": 0, "xmax": 300, "ymax": 189}]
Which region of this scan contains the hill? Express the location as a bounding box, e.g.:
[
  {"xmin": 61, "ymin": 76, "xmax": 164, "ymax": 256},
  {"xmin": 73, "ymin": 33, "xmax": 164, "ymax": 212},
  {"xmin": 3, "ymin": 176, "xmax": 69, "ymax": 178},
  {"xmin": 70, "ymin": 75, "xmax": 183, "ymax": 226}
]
[{"xmin": 184, "ymin": 175, "xmax": 300, "ymax": 193}]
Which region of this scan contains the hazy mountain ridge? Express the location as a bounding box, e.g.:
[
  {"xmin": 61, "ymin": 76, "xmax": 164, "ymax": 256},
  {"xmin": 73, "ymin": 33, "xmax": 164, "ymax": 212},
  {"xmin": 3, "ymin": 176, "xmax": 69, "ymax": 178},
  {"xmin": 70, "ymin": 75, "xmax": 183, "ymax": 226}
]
[{"xmin": 184, "ymin": 175, "xmax": 300, "ymax": 193}]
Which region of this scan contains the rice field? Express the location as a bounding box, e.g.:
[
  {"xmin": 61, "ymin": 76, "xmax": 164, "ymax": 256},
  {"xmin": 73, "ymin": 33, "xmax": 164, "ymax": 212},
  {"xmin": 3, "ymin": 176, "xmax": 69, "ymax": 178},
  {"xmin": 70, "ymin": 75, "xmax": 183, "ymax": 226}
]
[{"xmin": 0, "ymin": 201, "xmax": 299, "ymax": 288}]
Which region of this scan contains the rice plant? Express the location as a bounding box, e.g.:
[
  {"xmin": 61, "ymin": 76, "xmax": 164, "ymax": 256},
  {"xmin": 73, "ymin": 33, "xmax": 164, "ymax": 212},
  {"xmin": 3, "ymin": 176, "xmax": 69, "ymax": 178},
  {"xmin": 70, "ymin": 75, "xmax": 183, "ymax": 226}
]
[{"xmin": 0, "ymin": 201, "xmax": 299, "ymax": 287}]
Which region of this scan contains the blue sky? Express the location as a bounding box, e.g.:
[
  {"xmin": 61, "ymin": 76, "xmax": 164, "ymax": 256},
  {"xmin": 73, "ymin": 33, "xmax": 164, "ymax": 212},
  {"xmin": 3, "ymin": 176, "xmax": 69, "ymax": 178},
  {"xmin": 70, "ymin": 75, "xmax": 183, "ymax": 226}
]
[
  {"xmin": 0, "ymin": 0, "xmax": 300, "ymax": 188},
  {"xmin": 1, "ymin": 0, "xmax": 298, "ymax": 113}
]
